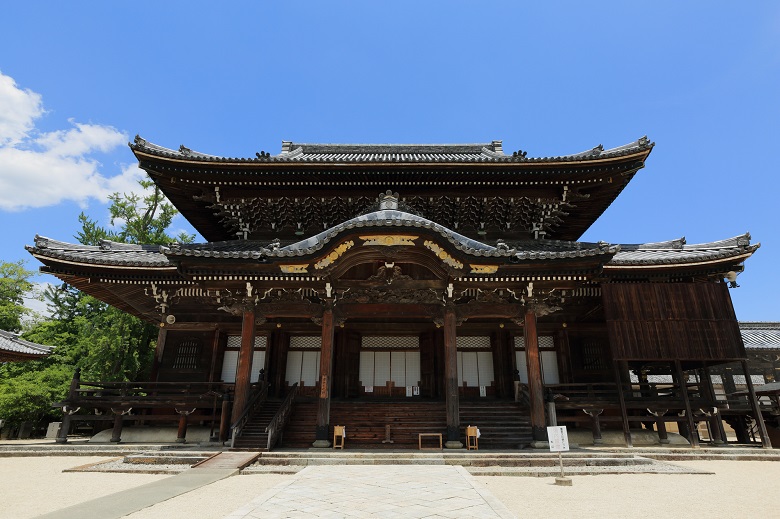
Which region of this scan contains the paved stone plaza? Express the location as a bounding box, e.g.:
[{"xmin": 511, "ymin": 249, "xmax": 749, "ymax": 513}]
[{"xmin": 223, "ymin": 465, "xmax": 514, "ymax": 519}]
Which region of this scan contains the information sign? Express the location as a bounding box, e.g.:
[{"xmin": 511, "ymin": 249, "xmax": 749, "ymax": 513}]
[{"xmin": 547, "ymin": 425, "xmax": 570, "ymax": 452}]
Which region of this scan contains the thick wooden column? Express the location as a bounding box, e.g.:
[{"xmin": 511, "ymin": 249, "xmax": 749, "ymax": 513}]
[
  {"xmin": 443, "ymin": 306, "xmax": 462, "ymax": 448},
  {"xmin": 313, "ymin": 306, "xmax": 335, "ymax": 447},
  {"xmin": 675, "ymin": 360, "xmax": 699, "ymax": 448},
  {"xmin": 742, "ymin": 360, "xmax": 772, "ymax": 449},
  {"xmin": 231, "ymin": 308, "xmax": 256, "ymax": 425},
  {"xmin": 613, "ymin": 362, "xmax": 633, "ymax": 448},
  {"xmin": 150, "ymin": 327, "xmax": 167, "ymax": 382},
  {"xmin": 524, "ymin": 309, "xmax": 546, "ymax": 443}
]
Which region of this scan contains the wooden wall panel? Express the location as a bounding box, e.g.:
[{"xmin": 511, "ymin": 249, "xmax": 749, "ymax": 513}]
[{"xmin": 603, "ymin": 282, "xmax": 745, "ymax": 361}]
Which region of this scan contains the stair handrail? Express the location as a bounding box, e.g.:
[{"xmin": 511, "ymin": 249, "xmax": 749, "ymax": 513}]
[
  {"xmin": 265, "ymin": 383, "xmax": 299, "ymax": 451},
  {"xmin": 230, "ymin": 381, "xmax": 269, "ymax": 448}
]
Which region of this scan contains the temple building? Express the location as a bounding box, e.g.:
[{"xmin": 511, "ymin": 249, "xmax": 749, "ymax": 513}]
[
  {"xmin": 26, "ymin": 136, "xmax": 773, "ymax": 449},
  {"xmin": 0, "ymin": 330, "xmax": 53, "ymax": 363}
]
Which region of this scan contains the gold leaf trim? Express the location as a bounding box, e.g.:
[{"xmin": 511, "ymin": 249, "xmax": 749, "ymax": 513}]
[
  {"xmin": 314, "ymin": 240, "xmax": 354, "ymax": 270},
  {"xmin": 470, "ymin": 265, "xmax": 499, "ymax": 274},
  {"xmin": 423, "ymin": 240, "xmax": 463, "ymax": 270},
  {"xmin": 360, "ymin": 235, "xmax": 418, "ymax": 246},
  {"xmin": 279, "ymin": 264, "xmax": 309, "ymax": 274}
]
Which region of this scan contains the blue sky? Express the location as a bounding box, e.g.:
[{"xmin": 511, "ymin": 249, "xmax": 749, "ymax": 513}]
[{"xmin": 0, "ymin": 2, "xmax": 778, "ymax": 320}]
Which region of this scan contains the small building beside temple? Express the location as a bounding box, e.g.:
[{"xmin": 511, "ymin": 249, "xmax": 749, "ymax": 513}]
[
  {"xmin": 0, "ymin": 329, "xmax": 53, "ymax": 363},
  {"xmin": 26, "ymin": 136, "xmax": 773, "ymax": 449}
]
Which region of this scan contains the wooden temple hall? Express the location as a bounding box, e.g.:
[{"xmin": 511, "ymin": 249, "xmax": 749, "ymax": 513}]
[{"xmin": 27, "ymin": 136, "xmax": 774, "ymax": 450}]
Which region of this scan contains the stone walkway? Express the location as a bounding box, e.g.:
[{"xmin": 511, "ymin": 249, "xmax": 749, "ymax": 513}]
[{"xmin": 223, "ymin": 465, "xmax": 515, "ymax": 519}]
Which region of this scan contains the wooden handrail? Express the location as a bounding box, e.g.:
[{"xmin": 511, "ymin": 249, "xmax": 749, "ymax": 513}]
[
  {"xmin": 229, "ymin": 381, "xmax": 269, "ymax": 448},
  {"xmin": 266, "ymin": 383, "xmax": 299, "ymax": 451}
]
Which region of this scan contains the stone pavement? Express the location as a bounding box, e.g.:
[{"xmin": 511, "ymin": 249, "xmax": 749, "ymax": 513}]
[{"xmin": 223, "ymin": 465, "xmax": 515, "ymax": 519}]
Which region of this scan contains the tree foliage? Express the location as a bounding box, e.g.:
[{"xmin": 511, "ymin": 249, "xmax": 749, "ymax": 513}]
[
  {"xmin": 1, "ymin": 179, "xmax": 194, "ymax": 429},
  {"xmin": 0, "ymin": 260, "xmax": 36, "ymax": 332}
]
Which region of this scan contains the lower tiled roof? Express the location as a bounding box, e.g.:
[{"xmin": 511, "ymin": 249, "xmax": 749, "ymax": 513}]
[
  {"xmin": 741, "ymin": 322, "xmax": 780, "ymax": 350},
  {"xmin": 0, "ymin": 330, "xmax": 53, "ymax": 357}
]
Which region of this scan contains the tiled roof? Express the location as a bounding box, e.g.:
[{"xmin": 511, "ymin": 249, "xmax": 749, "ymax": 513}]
[
  {"xmin": 162, "ymin": 207, "xmax": 619, "ymax": 261},
  {"xmin": 0, "ymin": 330, "xmax": 53, "ymax": 357},
  {"xmin": 130, "ymin": 135, "xmax": 654, "ymax": 164},
  {"xmin": 26, "ymin": 236, "xmax": 174, "ymax": 268},
  {"xmin": 607, "ymin": 234, "xmax": 759, "ymax": 266},
  {"xmin": 740, "ymin": 322, "xmax": 780, "ymax": 350}
]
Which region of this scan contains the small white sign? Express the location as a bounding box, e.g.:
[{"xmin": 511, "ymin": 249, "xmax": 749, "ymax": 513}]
[
  {"xmin": 479, "ymin": 386, "xmax": 487, "ymax": 397},
  {"xmin": 406, "ymin": 386, "xmax": 413, "ymax": 397},
  {"xmin": 547, "ymin": 426, "xmax": 570, "ymax": 452},
  {"xmin": 412, "ymin": 386, "xmax": 420, "ymax": 396},
  {"xmin": 365, "ymin": 386, "xmax": 373, "ymax": 393}
]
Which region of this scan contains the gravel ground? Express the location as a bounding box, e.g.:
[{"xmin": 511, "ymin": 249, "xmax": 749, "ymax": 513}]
[{"xmin": 2, "ymin": 456, "xmax": 779, "ymax": 519}]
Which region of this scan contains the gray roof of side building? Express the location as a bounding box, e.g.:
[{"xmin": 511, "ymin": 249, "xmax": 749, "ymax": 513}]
[
  {"xmin": 26, "ymin": 236, "xmax": 174, "ymax": 268},
  {"xmin": 740, "ymin": 322, "xmax": 780, "ymax": 350},
  {"xmin": 0, "ymin": 330, "xmax": 53, "ymax": 357},
  {"xmin": 130, "ymin": 135, "xmax": 654, "ymax": 164}
]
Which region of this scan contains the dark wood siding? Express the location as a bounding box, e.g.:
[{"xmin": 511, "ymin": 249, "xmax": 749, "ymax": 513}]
[{"xmin": 602, "ymin": 282, "xmax": 745, "ymax": 361}]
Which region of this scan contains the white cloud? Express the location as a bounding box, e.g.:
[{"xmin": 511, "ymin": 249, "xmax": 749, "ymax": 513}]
[{"xmin": 0, "ymin": 71, "xmax": 136, "ymax": 211}]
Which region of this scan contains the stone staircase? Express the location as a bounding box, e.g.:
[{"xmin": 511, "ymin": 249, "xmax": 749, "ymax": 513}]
[
  {"xmin": 277, "ymin": 398, "xmax": 532, "ymax": 449},
  {"xmin": 231, "ymin": 398, "xmax": 283, "ymax": 450},
  {"xmin": 459, "ymin": 401, "xmax": 532, "ymax": 449}
]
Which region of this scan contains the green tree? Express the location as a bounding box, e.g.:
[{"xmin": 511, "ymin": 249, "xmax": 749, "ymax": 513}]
[
  {"xmin": 0, "ymin": 260, "xmax": 36, "ymax": 332},
  {"xmin": 1, "ymin": 180, "xmax": 194, "ymax": 430}
]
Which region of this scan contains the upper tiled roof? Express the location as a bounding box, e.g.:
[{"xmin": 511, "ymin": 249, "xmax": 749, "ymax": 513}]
[
  {"xmin": 0, "ymin": 330, "xmax": 53, "ymax": 357},
  {"xmin": 26, "ymin": 236, "xmax": 174, "ymax": 268},
  {"xmin": 606, "ymin": 234, "xmax": 759, "ymax": 267},
  {"xmin": 740, "ymin": 322, "xmax": 780, "ymax": 350},
  {"xmin": 130, "ymin": 136, "xmax": 654, "ymax": 164}
]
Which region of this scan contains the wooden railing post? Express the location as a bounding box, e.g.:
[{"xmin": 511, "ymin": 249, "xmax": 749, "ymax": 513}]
[{"xmin": 56, "ymin": 369, "xmax": 81, "ymax": 444}]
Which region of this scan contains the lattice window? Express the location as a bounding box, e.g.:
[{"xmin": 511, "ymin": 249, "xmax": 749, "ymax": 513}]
[
  {"xmin": 361, "ymin": 336, "xmax": 420, "ymax": 349},
  {"xmin": 457, "ymin": 336, "xmax": 491, "ymax": 349},
  {"xmin": 581, "ymin": 339, "xmax": 609, "ymax": 371},
  {"xmin": 514, "ymin": 336, "xmax": 555, "ymax": 349},
  {"xmin": 290, "ymin": 336, "xmax": 321, "ymax": 349},
  {"xmin": 173, "ymin": 337, "xmax": 201, "ymax": 369},
  {"xmin": 226, "ymin": 336, "xmax": 267, "ymax": 349}
]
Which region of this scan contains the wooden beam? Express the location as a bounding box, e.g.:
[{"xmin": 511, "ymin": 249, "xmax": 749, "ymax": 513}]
[
  {"xmin": 742, "ymin": 359, "xmax": 772, "ymax": 449},
  {"xmin": 675, "ymin": 360, "xmax": 699, "ymax": 448},
  {"xmin": 613, "ymin": 361, "xmax": 633, "ymax": 448}
]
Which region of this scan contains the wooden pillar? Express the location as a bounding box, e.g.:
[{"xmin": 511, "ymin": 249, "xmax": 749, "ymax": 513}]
[
  {"xmin": 675, "ymin": 360, "xmax": 699, "ymax": 448},
  {"xmin": 110, "ymin": 413, "xmax": 124, "ymax": 443},
  {"xmin": 313, "ymin": 306, "xmax": 335, "ymax": 447},
  {"xmin": 700, "ymin": 366, "xmax": 725, "ymax": 444},
  {"xmin": 208, "ymin": 328, "xmax": 222, "ymax": 384},
  {"xmin": 176, "ymin": 412, "xmax": 188, "ymax": 443},
  {"xmin": 150, "ymin": 327, "xmax": 167, "ymax": 382},
  {"xmin": 742, "ymin": 359, "xmax": 772, "ymax": 449},
  {"xmin": 219, "ymin": 394, "xmax": 231, "ymax": 443},
  {"xmin": 231, "ymin": 308, "xmax": 256, "ymax": 425},
  {"xmin": 56, "ymin": 369, "xmax": 81, "ymax": 444},
  {"xmin": 443, "ymin": 306, "xmax": 462, "ymax": 448},
  {"xmin": 524, "ymin": 309, "xmax": 546, "ymax": 442},
  {"xmin": 613, "ymin": 362, "xmax": 633, "ymax": 447}
]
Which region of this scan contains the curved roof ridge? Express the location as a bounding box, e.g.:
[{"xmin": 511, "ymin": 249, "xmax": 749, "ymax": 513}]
[
  {"xmin": 619, "ymin": 237, "xmax": 687, "ymax": 251},
  {"xmin": 683, "ymin": 232, "xmax": 753, "ymax": 250}
]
